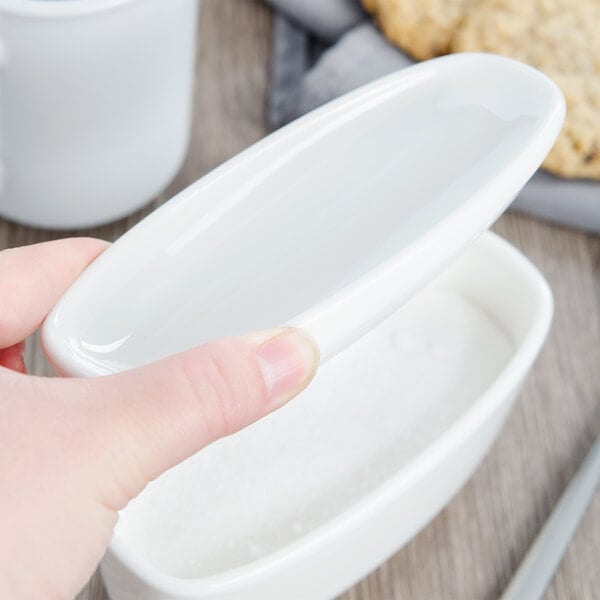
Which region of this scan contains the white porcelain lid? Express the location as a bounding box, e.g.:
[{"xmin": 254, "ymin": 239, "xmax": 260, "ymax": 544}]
[{"xmin": 43, "ymin": 54, "xmax": 564, "ymax": 376}]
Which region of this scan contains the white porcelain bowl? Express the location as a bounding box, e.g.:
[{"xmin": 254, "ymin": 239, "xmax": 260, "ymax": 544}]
[
  {"xmin": 97, "ymin": 231, "xmax": 552, "ymax": 600},
  {"xmin": 40, "ymin": 54, "xmax": 561, "ymax": 599}
]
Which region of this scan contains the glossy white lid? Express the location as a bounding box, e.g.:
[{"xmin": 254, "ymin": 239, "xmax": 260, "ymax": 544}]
[{"xmin": 43, "ymin": 54, "xmax": 564, "ymax": 376}]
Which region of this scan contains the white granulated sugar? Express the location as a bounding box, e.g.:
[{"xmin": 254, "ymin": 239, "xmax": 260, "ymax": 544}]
[{"xmin": 117, "ymin": 286, "xmax": 513, "ymax": 578}]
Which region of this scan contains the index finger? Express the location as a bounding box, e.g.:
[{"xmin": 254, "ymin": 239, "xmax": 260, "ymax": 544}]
[{"xmin": 0, "ymin": 238, "xmax": 108, "ymax": 349}]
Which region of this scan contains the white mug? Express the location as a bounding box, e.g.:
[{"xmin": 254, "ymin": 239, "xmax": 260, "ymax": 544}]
[{"xmin": 0, "ymin": 0, "xmax": 199, "ymax": 229}]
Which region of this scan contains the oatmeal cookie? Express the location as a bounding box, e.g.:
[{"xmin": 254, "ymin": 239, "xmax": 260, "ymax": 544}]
[
  {"xmin": 363, "ymin": 0, "xmax": 476, "ymax": 60},
  {"xmin": 453, "ymin": 0, "xmax": 600, "ymax": 178}
]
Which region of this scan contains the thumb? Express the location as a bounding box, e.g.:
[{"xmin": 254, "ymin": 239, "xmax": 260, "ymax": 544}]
[{"xmin": 46, "ymin": 327, "xmax": 319, "ymax": 510}]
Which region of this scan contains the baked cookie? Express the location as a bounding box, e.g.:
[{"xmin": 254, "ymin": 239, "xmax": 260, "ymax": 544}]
[
  {"xmin": 541, "ymin": 74, "xmax": 600, "ymax": 179},
  {"xmin": 453, "ymin": 0, "xmax": 600, "ymax": 178},
  {"xmin": 363, "ymin": 0, "xmax": 476, "ymax": 60}
]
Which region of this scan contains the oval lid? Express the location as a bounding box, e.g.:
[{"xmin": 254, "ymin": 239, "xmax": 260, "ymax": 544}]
[{"xmin": 43, "ymin": 54, "xmax": 564, "ymax": 376}]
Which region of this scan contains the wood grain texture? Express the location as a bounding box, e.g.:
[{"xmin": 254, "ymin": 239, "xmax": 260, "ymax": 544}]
[{"xmin": 0, "ymin": 1, "xmax": 597, "ymax": 598}]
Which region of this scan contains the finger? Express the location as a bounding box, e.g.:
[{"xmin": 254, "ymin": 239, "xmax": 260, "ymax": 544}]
[
  {"xmin": 0, "ymin": 341, "xmax": 26, "ymax": 373},
  {"xmin": 0, "ymin": 238, "xmax": 108, "ymax": 349},
  {"xmin": 39, "ymin": 327, "xmax": 319, "ymax": 510}
]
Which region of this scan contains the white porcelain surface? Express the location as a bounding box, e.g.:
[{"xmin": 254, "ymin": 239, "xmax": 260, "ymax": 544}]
[
  {"xmin": 98, "ymin": 231, "xmax": 553, "ymax": 600},
  {"xmin": 42, "ymin": 53, "xmax": 563, "ymax": 373},
  {"xmin": 0, "ymin": 0, "xmax": 198, "ymax": 228},
  {"xmin": 38, "ymin": 54, "xmax": 562, "ymax": 600}
]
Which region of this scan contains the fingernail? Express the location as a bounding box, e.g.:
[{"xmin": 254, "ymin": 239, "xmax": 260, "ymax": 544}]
[{"xmin": 256, "ymin": 329, "xmax": 319, "ymax": 405}]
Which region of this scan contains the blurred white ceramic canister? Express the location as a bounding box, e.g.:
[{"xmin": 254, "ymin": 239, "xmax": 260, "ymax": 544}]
[{"xmin": 0, "ymin": 0, "xmax": 199, "ymax": 229}]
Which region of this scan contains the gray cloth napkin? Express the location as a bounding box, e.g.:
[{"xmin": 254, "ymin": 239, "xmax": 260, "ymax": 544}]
[{"xmin": 266, "ymin": 0, "xmax": 600, "ymax": 234}]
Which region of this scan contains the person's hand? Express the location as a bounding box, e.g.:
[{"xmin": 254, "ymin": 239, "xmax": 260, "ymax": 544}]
[{"xmin": 0, "ymin": 239, "xmax": 319, "ymax": 599}]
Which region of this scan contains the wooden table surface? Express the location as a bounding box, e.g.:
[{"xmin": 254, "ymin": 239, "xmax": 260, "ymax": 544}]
[{"xmin": 1, "ymin": 2, "xmax": 598, "ymax": 599}]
